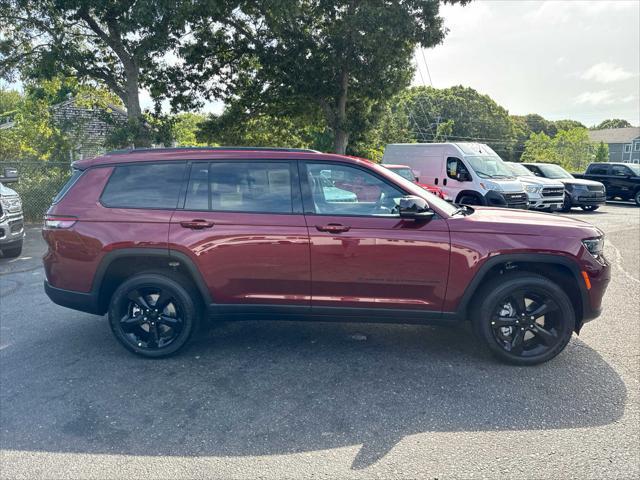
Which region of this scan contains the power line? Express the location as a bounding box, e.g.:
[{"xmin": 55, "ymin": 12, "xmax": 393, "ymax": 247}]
[{"xmin": 420, "ymin": 48, "xmax": 433, "ymax": 87}]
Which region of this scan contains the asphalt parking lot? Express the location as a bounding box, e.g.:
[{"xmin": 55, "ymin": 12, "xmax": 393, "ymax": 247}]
[{"xmin": 1, "ymin": 203, "xmax": 639, "ymax": 479}]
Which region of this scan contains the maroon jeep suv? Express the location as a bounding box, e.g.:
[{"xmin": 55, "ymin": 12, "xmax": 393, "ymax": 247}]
[{"xmin": 43, "ymin": 147, "xmax": 610, "ymax": 364}]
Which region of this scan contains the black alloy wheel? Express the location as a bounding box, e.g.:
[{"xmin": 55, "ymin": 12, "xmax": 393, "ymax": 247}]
[
  {"xmin": 473, "ymin": 272, "xmax": 574, "ymax": 365},
  {"xmin": 109, "ymin": 274, "xmax": 200, "ymax": 357}
]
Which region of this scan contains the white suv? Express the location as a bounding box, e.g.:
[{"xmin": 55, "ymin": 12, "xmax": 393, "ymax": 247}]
[{"xmin": 505, "ymin": 162, "xmax": 565, "ymax": 212}]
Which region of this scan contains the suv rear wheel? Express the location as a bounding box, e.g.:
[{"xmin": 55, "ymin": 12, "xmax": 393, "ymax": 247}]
[
  {"xmin": 108, "ymin": 273, "xmax": 201, "ymax": 358},
  {"xmin": 472, "ymin": 272, "xmax": 574, "ymax": 365}
]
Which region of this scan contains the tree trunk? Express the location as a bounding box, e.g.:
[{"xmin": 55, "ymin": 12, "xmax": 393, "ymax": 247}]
[
  {"xmin": 123, "ymin": 64, "xmax": 151, "ymax": 148},
  {"xmin": 332, "ymin": 67, "xmax": 350, "ymax": 154},
  {"xmin": 333, "ymin": 129, "xmax": 349, "ymax": 154}
]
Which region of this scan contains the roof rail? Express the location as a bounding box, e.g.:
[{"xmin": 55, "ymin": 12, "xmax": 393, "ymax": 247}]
[{"xmin": 106, "ymin": 146, "xmax": 320, "ymax": 155}]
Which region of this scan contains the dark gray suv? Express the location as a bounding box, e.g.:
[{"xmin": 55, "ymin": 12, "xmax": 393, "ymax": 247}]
[{"xmin": 522, "ymin": 163, "xmax": 606, "ymax": 212}]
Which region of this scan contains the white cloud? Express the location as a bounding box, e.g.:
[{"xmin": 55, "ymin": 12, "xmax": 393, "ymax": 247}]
[
  {"xmin": 581, "ymin": 62, "xmax": 636, "ymax": 83},
  {"xmin": 574, "ymin": 90, "xmax": 615, "ymax": 106}
]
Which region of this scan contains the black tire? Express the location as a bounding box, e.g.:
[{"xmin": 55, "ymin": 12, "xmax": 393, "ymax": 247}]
[
  {"xmin": 1, "ymin": 244, "xmax": 22, "ymax": 258},
  {"xmin": 580, "ymin": 205, "xmax": 599, "ymax": 211},
  {"xmin": 458, "ymin": 194, "xmax": 482, "ymax": 206},
  {"xmin": 634, "ymin": 190, "xmax": 640, "ymax": 206},
  {"xmin": 560, "ymin": 194, "xmax": 572, "ymax": 212},
  {"xmin": 108, "ymin": 273, "xmax": 201, "ymax": 358},
  {"xmin": 471, "ymin": 272, "xmax": 575, "ymax": 365}
]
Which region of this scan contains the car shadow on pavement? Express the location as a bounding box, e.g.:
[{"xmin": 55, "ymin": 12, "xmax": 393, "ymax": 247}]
[{"xmin": 0, "ymin": 317, "xmax": 627, "ymax": 471}]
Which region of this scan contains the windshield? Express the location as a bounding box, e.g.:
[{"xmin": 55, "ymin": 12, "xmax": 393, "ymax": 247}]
[
  {"xmin": 506, "ymin": 162, "xmax": 534, "ymax": 177},
  {"xmin": 465, "ymin": 156, "xmax": 515, "ymax": 179},
  {"xmin": 387, "ymin": 167, "xmax": 415, "ymax": 182},
  {"xmin": 538, "ymin": 164, "xmax": 574, "ymax": 179}
]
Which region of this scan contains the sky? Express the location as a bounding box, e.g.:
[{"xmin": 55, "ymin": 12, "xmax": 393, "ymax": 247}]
[{"xmin": 413, "ymin": 0, "xmax": 640, "ymax": 127}]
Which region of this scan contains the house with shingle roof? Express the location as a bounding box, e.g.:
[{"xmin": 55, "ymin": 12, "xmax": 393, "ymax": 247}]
[{"xmin": 588, "ymin": 127, "xmax": 640, "ymax": 164}]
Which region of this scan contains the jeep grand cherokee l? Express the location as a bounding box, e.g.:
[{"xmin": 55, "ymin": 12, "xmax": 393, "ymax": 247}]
[{"xmin": 43, "ymin": 147, "xmax": 611, "ymax": 365}]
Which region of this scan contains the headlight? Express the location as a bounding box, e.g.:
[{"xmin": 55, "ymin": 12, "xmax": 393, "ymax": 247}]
[
  {"xmin": 480, "ymin": 181, "xmax": 502, "ymax": 191},
  {"xmin": 582, "ymin": 237, "xmax": 604, "ymax": 258},
  {"xmin": 524, "ymin": 185, "xmax": 541, "ymax": 193},
  {"xmin": 573, "ymin": 184, "xmax": 588, "ymax": 190}
]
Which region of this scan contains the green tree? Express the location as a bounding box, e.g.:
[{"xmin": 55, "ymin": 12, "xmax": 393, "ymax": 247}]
[
  {"xmin": 0, "ymin": 0, "xmax": 198, "ymax": 146},
  {"xmin": 592, "ymin": 118, "xmax": 633, "ymax": 130},
  {"xmin": 594, "ymin": 141, "xmax": 609, "ymax": 162},
  {"xmin": 521, "ymin": 128, "xmax": 595, "ymax": 172},
  {"xmin": 403, "ymin": 86, "xmax": 516, "ymax": 159},
  {"xmin": 173, "ymin": 113, "xmax": 208, "ymax": 146},
  {"xmin": 0, "ymin": 87, "xmax": 21, "ymax": 113},
  {"xmin": 554, "ymin": 119, "xmax": 586, "ymax": 131},
  {"xmin": 172, "ymin": 0, "xmax": 470, "ymax": 154}
]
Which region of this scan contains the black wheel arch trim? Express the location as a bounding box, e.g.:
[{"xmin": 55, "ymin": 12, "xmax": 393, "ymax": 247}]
[
  {"xmin": 89, "ymin": 248, "xmax": 212, "ymax": 314},
  {"xmin": 455, "ymin": 253, "xmax": 593, "ymax": 328},
  {"xmin": 456, "ymin": 190, "xmax": 487, "ymax": 205}
]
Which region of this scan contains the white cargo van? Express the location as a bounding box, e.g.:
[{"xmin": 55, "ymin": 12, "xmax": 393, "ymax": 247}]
[{"xmin": 382, "ymin": 143, "xmax": 529, "ymax": 209}]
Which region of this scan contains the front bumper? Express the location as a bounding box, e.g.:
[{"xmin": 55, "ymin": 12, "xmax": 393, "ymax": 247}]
[
  {"xmin": 569, "ymin": 191, "xmax": 606, "ymax": 207},
  {"xmin": 484, "ymin": 190, "xmax": 529, "ymax": 209},
  {"xmin": 0, "ymin": 214, "xmax": 24, "ymax": 246},
  {"xmin": 527, "ymin": 193, "xmax": 564, "ymax": 210}
]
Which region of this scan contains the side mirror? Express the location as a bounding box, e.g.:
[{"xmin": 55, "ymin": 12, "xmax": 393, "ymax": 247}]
[
  {"xmin": 456, "ymin": 172, "xmax": 469, "ymax": 182},
  {"xmin": 414, "ymin": 176, "xmax": 420, "ymax": 182},
  {"xmin": 0, "ymin": 167, "xmax": 18, "ymax": 183},
  {"xmin": 398, "ymin": 196, "xmax": 434, "ymax": 221}
]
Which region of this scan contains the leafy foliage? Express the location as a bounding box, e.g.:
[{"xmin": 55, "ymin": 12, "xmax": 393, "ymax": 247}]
[
  {"xmin": 0, "ymin": 0, "xmax": 196, "ymax": 146},
  {"xmin": 521, "ymin": 128, "xmax": 595, "ymax": 172},
  {"xmin": 592, "ymin": 118, "xmax": 633, "ymax": 130},
  {"xmin": 169, "ymin": 0, "xmax": 471, "ymax": 153},
  {"xmin": 595, "ymin": 141, "xmax": 609, "ymax": 162}
]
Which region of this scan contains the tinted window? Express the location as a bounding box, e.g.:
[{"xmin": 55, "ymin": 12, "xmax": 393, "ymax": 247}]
[
  {"xmin": 305, "ymin": 163, "xmax": 404, "ymax": 216},
  {"xmin": 53, "ymin": 169, "xmax": 83, "ymax": 204},
  {"xmin": 612, "ymin": 165, "xmax": 631, "ymax": 176},
  {"xmin": 209, "ymin": 162, "xmax": 292, "ymax": 213},
  {"xmin": 102, "ymin": 162, "xmax": 186, "ymax": 209},
  {"xmin": 589, "ymin": 165, "xmax": 608, "ymax": 175},
  {"xmin": 184, "ymin": 163, "xmax": 209, "ymax": 210}
]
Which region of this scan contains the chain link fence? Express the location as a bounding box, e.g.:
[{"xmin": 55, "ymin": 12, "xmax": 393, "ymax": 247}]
[{"xmin": 0, "ymin": 161, "xmax": 73, "ymax": 223}]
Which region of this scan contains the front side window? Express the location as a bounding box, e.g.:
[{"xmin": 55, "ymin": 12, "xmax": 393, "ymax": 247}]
[
  {"xmin": 538, "ymin": 164, "xmax": 573, "ymax": 179},
  {"xmin": 612, "ymin": 165, "xmax": 631, "ymax": 176},
  {"xmin": 305, "ymin": 163, "xmax": 404, "ymax": 216},
  {"xmin": 209, "ymin": 162, "xmax": 293, "ymax": 213},
  {"xmin": 101, "ymin": 162, "xmax": 186, "ymax": 209},
  {"xmin": 446, "ymin": 157, "xmax": 471, "ymax": 180}
]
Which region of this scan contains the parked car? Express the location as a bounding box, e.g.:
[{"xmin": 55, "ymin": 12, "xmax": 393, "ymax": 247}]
[
  {"xmin": 505, "ymin": 162, "xmax": 565, "ymax": 212},
  {"xmin": 43, "ymin": 147, "xmax": 610, "ymax": 365},
  {"xmin": 383, "ymin": 164, "xmax": 447, "ymax": 199},
  {"xmin": 521, "ymin": 163, "xmax": 606, "ymax": 212},
  {"xmin": 573, "ymin": 162, "xmax": 640, "ymax": 206},
  {"xmin": 382, "ymin": 142, "xmax": 529, "ymax": 209},
  {"xmin": 0, "ymin": 168, "xmax": 24, "ymax": 258}
]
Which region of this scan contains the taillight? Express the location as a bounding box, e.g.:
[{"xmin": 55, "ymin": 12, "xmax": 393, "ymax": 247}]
[{"xmin": 44, "ymin": 215, "xmax": 77, "ymax": 229}]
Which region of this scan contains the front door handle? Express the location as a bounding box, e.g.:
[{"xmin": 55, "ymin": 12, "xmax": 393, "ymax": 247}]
[
  {"xmin": 180, "ymin": 219, "xmax": 214, "ymax": 230},
  {"xmin": 316, "ymin": 223, "xmax": 351, "ymax": 233}
]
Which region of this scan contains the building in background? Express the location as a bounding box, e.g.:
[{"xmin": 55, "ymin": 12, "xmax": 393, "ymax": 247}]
[{"xmin": 589, "ymin": 127, "xmax": 640, "ymax": 164}]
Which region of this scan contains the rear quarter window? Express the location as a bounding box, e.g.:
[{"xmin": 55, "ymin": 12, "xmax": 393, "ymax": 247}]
[
  {"xmin": 101, "ymin": 162, "xmax": 186, "ymax": 209},
  {"xmin": 52, "ymin": 169, "xmax": 84, "ymax": 204}
]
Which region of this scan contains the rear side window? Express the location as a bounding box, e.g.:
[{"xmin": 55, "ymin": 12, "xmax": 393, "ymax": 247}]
[
  {"xmin": 184, "ymin": 161, "xmax": 293, "ymax": 213},
  {"xmin": 101, "ymin": 162, "xmax": 186, "ymax": 209},
  {"xmin": 589, "ymin": 165, "xmax": 608, "ymax": 175},
  {"xmin": 52, "ymin": 169, "xmax": 83, "ymax": 204}
]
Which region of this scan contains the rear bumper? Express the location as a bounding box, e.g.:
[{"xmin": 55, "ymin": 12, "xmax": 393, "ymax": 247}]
[{"xmin": 44, "ymin": 281, "xmax": 103, "ymax": 315}]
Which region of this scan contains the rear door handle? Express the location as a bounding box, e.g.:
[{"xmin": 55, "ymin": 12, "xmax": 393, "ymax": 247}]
[
  {"xmin": 180, "ymin": 219, "xmax": 214, "ymax": 230},
  {"xmin": 316, "ymin": 223, "xmax": 350, "ymax": 233}
]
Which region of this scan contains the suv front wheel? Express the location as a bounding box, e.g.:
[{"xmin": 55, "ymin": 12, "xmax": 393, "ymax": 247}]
[
  {"xmin": 472, "ymin": 272, "xmax": 575, "ymax": 365},
  {"xmin": 108, "ymin": 273, "xmax": 201, "ymax": 358}
]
